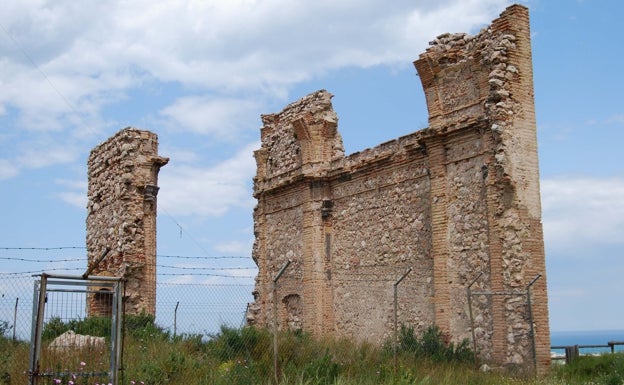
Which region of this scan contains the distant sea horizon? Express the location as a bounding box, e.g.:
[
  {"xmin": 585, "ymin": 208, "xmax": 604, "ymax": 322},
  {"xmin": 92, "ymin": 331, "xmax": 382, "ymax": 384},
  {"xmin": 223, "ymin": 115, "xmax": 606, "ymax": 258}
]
[{"xmin": 550, "ymin": 329, "xmax": 624, "ymax": 355}]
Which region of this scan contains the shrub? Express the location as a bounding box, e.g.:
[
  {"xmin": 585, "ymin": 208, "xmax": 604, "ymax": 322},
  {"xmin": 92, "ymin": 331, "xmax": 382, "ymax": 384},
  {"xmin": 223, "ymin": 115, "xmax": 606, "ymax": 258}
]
[
  {"xmin": 301, "ymin": 351, "xmax": 340, "ymax": 385},
  {"xmin": 0, "ymin": 321, "xmax": 10, "ymax": 339},
  {"xmin": 394, "ymin": 324, "xmax": 473, "ymax": 363},
  {"xmin": 42, "ymin": 317, "xmax": 69, "ymax": 341},
  {"xmin": 124, "ymin": 312, "xmax": 170, "ymax": 340},
  {"xmin": 555, "ymin": 352, "xmax": 624, "ymax": 385},
  {"xmin": 42, "ymin": 316, "xmax": 112, "ymax": 341},
  {"xmin": 69, "ymin": 316, "xmax": 112, "ymax": 337},
  {"xmin": 207, "ymin": 325, "xmax": 271, "ymax": 363},
  {"xmin": 11, "ymin": 320, "xmax": 624, "ymax": 385},
  {"xmin": 0, "ymin": 321, "xmax": 13, "ymax": 381}
]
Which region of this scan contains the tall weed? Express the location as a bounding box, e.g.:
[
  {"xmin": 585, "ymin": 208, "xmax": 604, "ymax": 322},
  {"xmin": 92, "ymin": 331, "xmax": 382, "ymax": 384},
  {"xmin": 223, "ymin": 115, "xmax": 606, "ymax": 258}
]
[
  {"xmin": 394, "ymin": 324, "xmax": 473, "ymax": 363},
  {"xmin": 5, "ymin": 320, "xmax": 624, "ymax": 385}
]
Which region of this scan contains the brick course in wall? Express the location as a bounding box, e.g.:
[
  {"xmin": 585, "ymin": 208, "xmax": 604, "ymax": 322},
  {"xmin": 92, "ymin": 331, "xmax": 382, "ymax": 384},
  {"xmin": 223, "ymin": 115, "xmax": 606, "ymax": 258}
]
[{"xmin": 249, "ymin": 4, "xmax": 550, "ymax": 373}]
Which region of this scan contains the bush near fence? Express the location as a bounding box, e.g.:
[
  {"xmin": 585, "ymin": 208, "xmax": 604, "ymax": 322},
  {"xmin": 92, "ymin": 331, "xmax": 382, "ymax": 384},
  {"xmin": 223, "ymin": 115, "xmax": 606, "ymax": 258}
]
[{"xmin": 3, "ymin": 316, "xmax": 477, "ymax": 385}]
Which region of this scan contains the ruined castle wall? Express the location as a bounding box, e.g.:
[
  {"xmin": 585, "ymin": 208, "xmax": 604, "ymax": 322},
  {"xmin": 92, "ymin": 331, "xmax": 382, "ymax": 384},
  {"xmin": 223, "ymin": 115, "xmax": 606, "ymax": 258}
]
[
  {"xmin": 86, "ymin": 128, "xmax": 168, "ymax": 316},
  {"xmin": 330, "ymin": 141, "xmax": 434, "ymax": 342},
  {"xmin": 251, "ymin": 188, "xmax": 306, "ymax": 328},
  {"xmin": 327, "ymin": 125, "xmax": 496, "ymax": 347},
  {"xmin": 443, "ymin": 129, "xmax": 494, "ymax": 356},
  {"xmin": 251, "ymin": 5, "xmax": 549, "ymax": 373}
]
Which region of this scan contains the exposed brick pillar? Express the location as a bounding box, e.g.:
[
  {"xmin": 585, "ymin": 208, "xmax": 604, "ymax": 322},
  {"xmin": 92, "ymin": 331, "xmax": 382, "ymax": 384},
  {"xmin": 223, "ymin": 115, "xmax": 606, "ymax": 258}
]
[
  {"xmin": 490, "ymin": 5, "xmax": 551, "ymax": 374},
  {"xmin": 415, "ymin": 4, "xmax": 550, "ymax": 373},
  {"xmin": 426, "ymin": 137, "xmax": 451, "ymax": 334}
]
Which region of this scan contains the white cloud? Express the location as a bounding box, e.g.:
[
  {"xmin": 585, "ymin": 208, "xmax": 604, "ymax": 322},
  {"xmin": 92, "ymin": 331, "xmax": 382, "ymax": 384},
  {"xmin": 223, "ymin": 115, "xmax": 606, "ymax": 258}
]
[
  {"xmin": 547, "ymin": 287, "xmax": 588, "ymax": 302},
  {"xmin": 541, "ymin": 176, "xmax": 624, "ymax": 256},
  {"xmin": 158, "ymin": 146, "xmax": 201, "ymax": 164},
  {"xmin": 163, "ymin": 275, "xmax": 195, "ymax": 285},
  {"xmin": 1, "ymin": 0, "xmax": 515, "ymax": 220},
  {"xmin": 159, "ymin": 96, "xmax": 260, "ymax": 140},
  {"xmin": 158, "ymin": 141, "xmax": 258, "ymax": 217},
  {"xmin": 55, "ymin": 178, "xmax": 88, "ymax": 209},
  {"xmin": 199, "ymin": 270, "xmax": 256, "ymax": 286},
  {"xmin": 221, "ymin": 267, "xmax": 258, "ymax": 279},
  {"xmin": 0, "ymin": 0, "xmax": 512, "ymax": 182},
  {"xmin": 16, "ymin": 141, "xmax": 80, "ymax": 169},
  {"xmin": 0, "ymin": 55, "xmax": 132, "ymax": 133},
  {"xmin": 607, "ymin": 114, "xmax": 624, "ymax": 124},
  {"xmin": 214, "ymin": 240, "xmax": 253, "ymax": 256},
  {"xmin": 57, "ymin": 192, "xmax": 87, "ymax": 209},
  {"xmin": 0, "ymin": 159, "xmax": 19, "ymax": 180},
  {"xmin": 1, "ymin": 0, "xmax": 511, "ymax": 113}
]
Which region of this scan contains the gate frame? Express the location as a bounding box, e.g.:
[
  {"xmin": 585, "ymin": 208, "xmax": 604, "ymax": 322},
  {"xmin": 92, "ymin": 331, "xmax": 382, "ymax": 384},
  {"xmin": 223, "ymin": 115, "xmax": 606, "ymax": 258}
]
[{"xmin": 28, "ymin": 273, "xmax": 124, "ymax": 385}]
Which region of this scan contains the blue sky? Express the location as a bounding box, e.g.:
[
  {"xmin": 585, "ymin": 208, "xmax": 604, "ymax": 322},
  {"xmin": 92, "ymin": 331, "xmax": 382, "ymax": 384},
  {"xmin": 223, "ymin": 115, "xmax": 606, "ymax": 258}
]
[{"xmin": 0, "ymin": 0, "xmax": 623, "ymax": 333}]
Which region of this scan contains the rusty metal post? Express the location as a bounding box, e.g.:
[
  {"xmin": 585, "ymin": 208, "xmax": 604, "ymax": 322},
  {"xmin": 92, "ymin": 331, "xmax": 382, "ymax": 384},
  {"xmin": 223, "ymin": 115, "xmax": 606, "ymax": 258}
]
[
  {"xmin": 13, "ymin": 297, "xmax": 18, "ymax": 342},
  {"xmin": 82, "ymin": 247, "xmax": 111, "ymax": 279},
  {"xmin": 272, "ymin": 260, "xmax": 291, "ymax": 384},
  {"xmin": 393, "ymin": 268, "xmax": 412, "ymax": 375},
  {"xmin": 526, "ymin": 274, "xmax": 541, "ymax": 374},
  {"xmin": 467, "ymin": 272, "xmax": 484, "ymax": 367},
  {"xmin": 174, "ymin": 301, "xmax": 180, "ymax": 337}
]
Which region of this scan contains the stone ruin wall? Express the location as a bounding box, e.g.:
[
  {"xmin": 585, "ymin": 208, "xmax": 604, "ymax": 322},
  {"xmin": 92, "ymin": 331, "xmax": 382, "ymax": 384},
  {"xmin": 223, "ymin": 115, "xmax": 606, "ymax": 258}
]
[
  {"xmin": 250, "ymin": 5, "xmax": 550, "ymax": 373},
  {"xmin": 86, "ymin": 127, "xmax": 168, "ymax": 317}
]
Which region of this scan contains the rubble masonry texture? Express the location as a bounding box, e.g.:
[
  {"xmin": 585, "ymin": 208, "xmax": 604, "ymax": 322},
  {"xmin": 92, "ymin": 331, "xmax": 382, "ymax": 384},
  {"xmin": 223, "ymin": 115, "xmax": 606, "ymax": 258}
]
[
  {"xmin": 86, "ymin": 128, "xmax": 168, "ymax": 317},
  {"xmin": 249, "ymin": 5, "xmax": 550, "ymax": 373}
]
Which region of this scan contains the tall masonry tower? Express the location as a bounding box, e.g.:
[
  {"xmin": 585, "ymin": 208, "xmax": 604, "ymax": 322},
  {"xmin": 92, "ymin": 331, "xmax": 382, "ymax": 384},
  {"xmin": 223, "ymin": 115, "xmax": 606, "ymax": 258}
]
[{"xmin": 86, "ymin": 127, "xmax": 168, "ymax": 317}]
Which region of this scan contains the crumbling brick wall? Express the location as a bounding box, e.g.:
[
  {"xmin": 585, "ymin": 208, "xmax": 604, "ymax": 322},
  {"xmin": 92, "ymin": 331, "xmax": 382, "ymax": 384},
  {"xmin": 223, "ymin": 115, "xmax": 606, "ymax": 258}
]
[
  {"xmin": 86, "ymin": 127, "xmax": 168, "ymax": 317},
  {"xmin": 250, "ymin": 4, "xmax": 550, "ymax": 373}
]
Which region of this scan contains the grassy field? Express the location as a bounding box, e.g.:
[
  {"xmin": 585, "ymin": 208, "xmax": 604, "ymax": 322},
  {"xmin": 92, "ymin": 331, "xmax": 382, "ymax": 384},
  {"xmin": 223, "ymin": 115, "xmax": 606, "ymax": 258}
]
[{"xmin": 1, "ymin": 318, "xmax": 623, "ymax": 385}]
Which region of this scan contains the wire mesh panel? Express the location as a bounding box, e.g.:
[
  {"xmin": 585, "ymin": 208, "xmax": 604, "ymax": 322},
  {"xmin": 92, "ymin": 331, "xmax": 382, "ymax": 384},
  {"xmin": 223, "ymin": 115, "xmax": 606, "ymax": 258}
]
[
  {"xmin": 2, "ymin": 272, "xmax": 256, "ymax": 383},
  {"xmin": 0, "ymin": 274, "xmax": 254, "ymax": 342},
  {"xmin": 156, "ymin": 282, "xmax": 253, "ymax": 335},
  {"xmin": 0, "ymin": 273, "xmax": 35, "ymax": 342},
  {"xmin": 28, "ymin": 274, "xmax": 123, "ymax": 385}
]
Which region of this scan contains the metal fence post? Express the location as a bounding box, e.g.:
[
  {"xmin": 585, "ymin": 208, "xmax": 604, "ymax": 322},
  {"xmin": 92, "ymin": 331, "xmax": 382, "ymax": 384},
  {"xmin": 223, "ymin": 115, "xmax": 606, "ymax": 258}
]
[
  {"xmin": 174, "ymin": 301, "xmax": 179, "ymax": 337},
  {"xmin": 13, "ymin": 297, "xmax": 18, "ymax": 342},
  {"xmin": 526, "ymin": 274, "xmax": 541, "ymax": 374},
  {"xmin": 272, "ymin": 260, "xmax": 291, "ymax": 384},
  {"xmin": 393, "ymin": 268, "xmax": 411, "ymax": 375},
  {"xmin": 29, "ymin": 274, "xmax": 48, "ymax": 385},
  {"xmin": 111, "ymin": 278, "xmax": 125, "ymax": 385},
  {"xmin": 467, "ymin": 272, "xmax": 483, "ymax": 367}
]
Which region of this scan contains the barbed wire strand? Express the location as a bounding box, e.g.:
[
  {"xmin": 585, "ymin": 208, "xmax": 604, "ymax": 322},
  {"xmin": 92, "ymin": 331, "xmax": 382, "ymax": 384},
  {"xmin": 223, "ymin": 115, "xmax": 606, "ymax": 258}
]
[{"xmin": 0, "ymin": 252, "xmax": 251, "ymax": 260}]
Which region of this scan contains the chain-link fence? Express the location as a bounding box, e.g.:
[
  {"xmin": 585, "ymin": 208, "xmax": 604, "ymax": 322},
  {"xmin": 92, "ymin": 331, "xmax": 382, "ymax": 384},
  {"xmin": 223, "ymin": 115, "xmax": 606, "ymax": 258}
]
[
  {"xmin": 0, "ymin": 251, "xmax": 543, "ymax": 383},
  {"xmin": 1, "ymin": 271, "xmax": 256, "ymax": 384},
  {"xmin": 0, "ymin": 273, "xmax": 254, "ymax": 343}
]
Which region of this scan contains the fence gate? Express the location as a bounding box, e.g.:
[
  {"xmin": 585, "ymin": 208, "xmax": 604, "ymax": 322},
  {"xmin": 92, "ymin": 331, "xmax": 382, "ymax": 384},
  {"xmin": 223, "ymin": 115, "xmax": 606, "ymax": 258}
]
[{"xmin": 28, "ymin": 273, "xmax": 124, "ymax": 385}]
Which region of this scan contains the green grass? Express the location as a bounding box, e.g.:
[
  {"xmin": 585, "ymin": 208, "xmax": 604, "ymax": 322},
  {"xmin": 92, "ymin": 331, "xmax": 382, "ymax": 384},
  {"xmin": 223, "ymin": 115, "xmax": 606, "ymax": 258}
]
[{"xmin": 2, "ymin": 318, "xmax": 624, "ymax": 385}]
